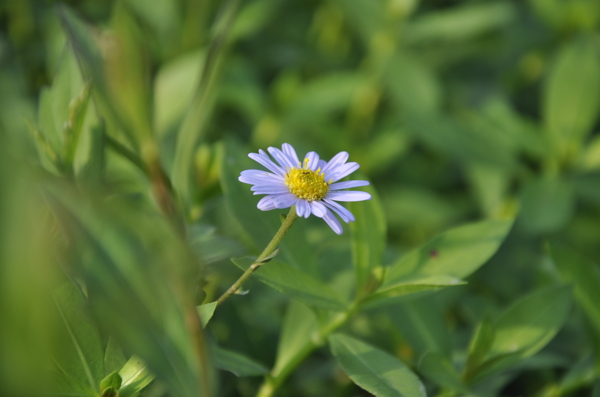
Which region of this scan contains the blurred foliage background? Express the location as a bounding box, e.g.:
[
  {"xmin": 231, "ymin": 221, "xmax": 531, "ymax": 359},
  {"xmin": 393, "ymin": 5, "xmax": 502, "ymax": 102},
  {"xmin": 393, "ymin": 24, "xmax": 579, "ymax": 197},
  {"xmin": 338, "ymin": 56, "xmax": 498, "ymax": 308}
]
[{"xmin": 2, "ymin": 0, "xmax": 600, "ymax": 396}]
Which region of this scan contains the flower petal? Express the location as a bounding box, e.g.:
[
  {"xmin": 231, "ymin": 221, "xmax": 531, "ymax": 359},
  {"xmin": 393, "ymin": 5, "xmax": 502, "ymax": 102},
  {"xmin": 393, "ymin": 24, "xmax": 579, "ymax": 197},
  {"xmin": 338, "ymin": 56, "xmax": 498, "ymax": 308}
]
[
  {"xmin": 273, "ymin": 193, "xmax": 297, "ymax": 209},
  {"xmin": 257, "ymin": 195, "xmax": 278, "ymax": 211},
  {"xmin": 239, "ymin": 169, "xmax": 284, "ymax": 185},
  {"xmin": 282, "ymin": 143, "xmax": 301, "ymax": 167},
  {"xmin": 327, "ymin": 162, "xmax": 360, "ymax": 182},
  {"xmin": 322, "ymin": 209, "xmax": 343, "ymax": 235},
  {"xmin": 326, "ymin": 191, "xmax": 371, "ymax": 202},
  {"xmin": 310, "ymin": 201, "xmax": 327, "ymax": 218},
  {"xmin": 322, "ymin": 151, "xmax": 349, "ymax": 176},
  {"xmin": 323, "ymin": 199, "xmax": 355, "ymax": 222},
  {"xmin": 296, "ymin": 199, "xmax": 311, "ymax": 218},
  {"xmin": 304, "ymin": 151, "xmax": 320, "ymax": 171},
  {"xmin": 329, "ymin": 180, "xmax": 370, "ymax": 190},
  {"xmin": 268, "ymin": 147, "xmax": 296, "ymax": 169},
  {"xmin": 251, "ymin": 184, "xmax": 290, "ymax": 194},
  {"xmin": 249, "ymin": 150, "xmax": 285, "ymax": 176}
]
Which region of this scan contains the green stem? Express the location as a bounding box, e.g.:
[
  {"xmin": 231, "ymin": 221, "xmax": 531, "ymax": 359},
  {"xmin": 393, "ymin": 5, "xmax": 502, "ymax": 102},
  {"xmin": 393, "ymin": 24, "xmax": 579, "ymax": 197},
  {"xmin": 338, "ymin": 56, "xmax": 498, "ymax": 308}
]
[
  {"xmin": 256, "ymin": 302, "xmax": 361, "ymax": 397},
  {"xmin": 216, "ymin": 206, "xmax": 298, "ymax": 306}
]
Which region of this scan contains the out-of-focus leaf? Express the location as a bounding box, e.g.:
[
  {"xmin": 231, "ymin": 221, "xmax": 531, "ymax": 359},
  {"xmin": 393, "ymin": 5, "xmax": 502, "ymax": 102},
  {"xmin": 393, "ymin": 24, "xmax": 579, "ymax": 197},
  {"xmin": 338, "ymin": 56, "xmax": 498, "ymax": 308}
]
[
  {"xmin": 384, "ymin": 52, "xmax": 442, "ymax": 114},
  {"xmin": 387, "ymin": 296, "xmax": 452, "ymax": 359},
  {"xmin": 198, "ymin": 302, "xmax": 217, "ymax": 328},
  {"xmin": 464, "ymin": 316, "xmax": 496, "ymax": 381},
  {"xmin": 154, "ymin": 49, "xmax": 204, "ymax": 139},
  {"xmin": 405, "ymin": 114, "xmax": 517, "ymax": 169},
  {"xmin": 519, "ymin": 177, "xmax": 575, "ymax": 235},
  {"xmin": 418, "ymin": 352, "xmax": 468, "ymax": 393},
  {"xmin": 231, "ymin": 257, "xmax": 347, "ymax": 311},
  {"xmin": 329, "ymin": 334, "xmax": 426, "ymax": 397},
  {"xmin": 213, "ymin": 346, "xmax": 269, "ymax": 377},
  {"xmin": 491, "ymin": 285, "xmax": 571, "ymax": 357},
  {"xmin": 231, "ymin": 0, "xmax": 279, "ymax": 40},
  {"xmin": 405, "ymin": 1, "xmax": 517, "ymax": 44},
  {"xmin": 118, "ymin": 356, "xmax": 154, "ymax": 397},
  {"xmin": 544, "ymin": 36, "xmax": 600, "ymax": 159},
  {"xmin": 272, "ymin": 302, "xmax": 319, "ymax": 376},
  {"xmin": 559, "ymin": 354, "xmax": 596, "ymax": 395},
  {"xmin": 334, "ymin": 0, "xmax": 385, "ymax": 47},
  {"xmin": 383, "ymin": 219, "xmax": 513, "ymax": 284},
  {"xmin": 465, "ymin": 285, "xmax": 572, "ymax": 382},
  {"xmin": 51, "ymin": 282, "xmax": 125, "ymax": 396},
  {"xmin": 349, "ymin": 182, "xmax": 386, "ymax": 296},
  {"xmin": 44, "ymin": 184, "xmax": 214, "ymax": 397},
  {"xmin": 220, "ymin": 140, "xmax": 318, "ymax": 275},
  {"xmin": 552, "ymin": 246, "xmax": 600, "ymax": 343}
]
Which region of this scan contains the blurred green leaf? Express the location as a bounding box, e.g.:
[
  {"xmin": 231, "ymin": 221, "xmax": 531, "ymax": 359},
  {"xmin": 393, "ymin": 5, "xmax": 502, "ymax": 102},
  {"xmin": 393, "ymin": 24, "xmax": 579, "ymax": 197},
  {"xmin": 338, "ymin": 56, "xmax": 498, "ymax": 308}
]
[
  {"xmin": 405, "ymin": 1, "xmax": 517, "ymax": 44},
  {"xmin": 387, "ymin": 296, "xmax": 452, "ymax": 359},
  {"xmin": 272, "ymin": 302, "xmax": 319, "ymax": 377},
  {"xmin": 519, "ymin": 177, "xmax": 575, "ymax": 235},
  {"xmin": 467, "ymin": 285, "xmax": 572, "ymax": 382},
  {"xmin": 44, "ymin": 183, "xmax": 214, "ymax": 397},
  {"xmin": 544, "ymin": 36, "xmax": 600, "ymax": 159},
  {"xmin": 329, "ymin": 333, "xmax": 426, "ymax": 397},
  {"xmin": 154, "ymin": 49, "xmax": 204, "ymax": 139},
  {"xmin": 383, "ymin": 219, "xmax": 513, "ymax": 284},
  {"xmin": 349, "ymin": 182, "xmax": 386, "ymax": 296},
  {"xmin": 491, "ymin": 285, "xmax": 571, "ymax": 357},
  {"xmin": 51, "ymin": 282, "xmax": 125, "ymax": 396},
  {"xmin": 464, "ymin": 316, "xmax": 496, "ymax": 381},
  {"xmin": 231, "ymin": 257, "xmax": 347, "ymax": 311},
  {"xmin": 118, "ymin": 356, "xmax": 154, "ymax": 397},
  {"xmin": 213, "ymin": 346, "xmax": 269, "ymax": 377},
  {"xmin": 552, "ymin": 246, "xmax": 600, "ymax": 345},
  {"xmin": 384, "ymin": 52, "xmax": 442, "ymax": 114},
  {"xmin": 418, "ymin": 352, "xmax": 468, "ymax": 393}
]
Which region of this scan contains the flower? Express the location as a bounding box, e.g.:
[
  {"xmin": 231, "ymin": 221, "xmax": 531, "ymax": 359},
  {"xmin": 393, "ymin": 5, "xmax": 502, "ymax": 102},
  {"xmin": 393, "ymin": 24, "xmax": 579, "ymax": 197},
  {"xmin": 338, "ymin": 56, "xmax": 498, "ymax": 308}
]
[{"xmin": 239, "ymin": 143, "xmax": 371, "ymax": 234}]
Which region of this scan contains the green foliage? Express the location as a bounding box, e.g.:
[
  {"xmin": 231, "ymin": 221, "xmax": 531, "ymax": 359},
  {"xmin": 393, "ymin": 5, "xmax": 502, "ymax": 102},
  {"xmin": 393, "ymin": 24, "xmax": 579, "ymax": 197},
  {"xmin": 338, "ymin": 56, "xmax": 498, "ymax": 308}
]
[{"xmin": 2, "ymin": 0, "xmax": 600, "ymax": 396}]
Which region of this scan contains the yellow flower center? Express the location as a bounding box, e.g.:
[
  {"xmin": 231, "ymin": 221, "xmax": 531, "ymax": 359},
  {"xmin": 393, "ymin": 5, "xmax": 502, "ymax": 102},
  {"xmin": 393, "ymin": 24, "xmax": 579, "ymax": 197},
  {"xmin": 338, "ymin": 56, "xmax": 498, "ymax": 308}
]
[{"xmin": 284, "ymin": 161, "xmax": 330, "ymax": 201}]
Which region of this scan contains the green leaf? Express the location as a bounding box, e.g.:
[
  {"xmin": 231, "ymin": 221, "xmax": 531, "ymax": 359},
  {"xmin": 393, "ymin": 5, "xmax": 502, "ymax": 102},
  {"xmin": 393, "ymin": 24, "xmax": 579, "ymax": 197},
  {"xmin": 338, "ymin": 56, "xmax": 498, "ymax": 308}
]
[
  {"xmin": 544, "ymin": 35, "xmax": 600, "ymax": 159},
  {"xmin": 220, "ymin": 140, "xmax": 318, "ymax": 276},
  {"xmin": 363, "ymin": 274, "xmax": 465, "ymax": 308},
  {"xmin": 197, "ymin": 302, "xmax": 217, "ymax": 328},
  {"xmin": 465, "ymin": 285, "xmax": 573, "ymax": 383},
  {"xmin": 119, "ymin": 356, "xmax": 154, "ymax": 397},
  {"xmin": 418, "ymin": 352, "xmax": 468, "ymax": 393},
  {"xmin": 386, "ymin": 296, "xmax": 452, "ymax": 359},
  {"xmin": 100, "ymin": 371, "xmax": 122, "ymax": 394},
  {"xmin": 213, "ymin": 347, "xmax": 269, "ymax": 377},
  {"xmin": 492, "ymin": 285, "xmax": 571, "ymax": 357},
  {"xmin": 405, "ymin": 1, "xmax": 517, "ymax": 44},
  {"xmin": 519, "ymin": 177, "xmax": 575, "ymax": 235},
  {"xmin": 383, "ymin": 219, "xmax": 513, "ymax": 285},
  {"xmin": 272, "ymin": 301, "xmax": 319, "ymax": 377},
  {"xmin": 349, "ymin": 181, "xmax": 386, "ymax": 296},
  {"xmin": 51, "ymin": 282, "xmax": 106, "ymax": 396},
  {"xmin": 464, "ymin": 315, "xmax": 496, "ymax": 381},
  {"xmin": 231, "ymin": 257, "xmax": 346, "ymax": 311},
  {"xmin": 552, "ymin": 246, "xmax": 600, "ymax": 344},
  {"xmin": 44, "ymin": 183, "xmax": 214, "ymax": 397},
  {"xmin": 329, "ymin": 334, "xmax": 426, "ymax": 397}
]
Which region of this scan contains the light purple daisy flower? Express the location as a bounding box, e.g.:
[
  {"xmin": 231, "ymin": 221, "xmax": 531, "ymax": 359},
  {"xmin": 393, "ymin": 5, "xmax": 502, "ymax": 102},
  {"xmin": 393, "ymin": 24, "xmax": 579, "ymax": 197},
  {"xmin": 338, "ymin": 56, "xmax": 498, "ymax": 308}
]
[{"xmin": 239, "ymin": 143, "xmax": 371, "ymax": 234}]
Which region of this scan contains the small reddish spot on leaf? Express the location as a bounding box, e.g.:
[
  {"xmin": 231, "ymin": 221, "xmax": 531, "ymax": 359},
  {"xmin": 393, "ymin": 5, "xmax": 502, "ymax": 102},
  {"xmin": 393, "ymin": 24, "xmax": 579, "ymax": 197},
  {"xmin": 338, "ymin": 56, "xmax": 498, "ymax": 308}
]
[{"xmin": 430, "ymin": 249, "xmax": 439, "ymax": 258}]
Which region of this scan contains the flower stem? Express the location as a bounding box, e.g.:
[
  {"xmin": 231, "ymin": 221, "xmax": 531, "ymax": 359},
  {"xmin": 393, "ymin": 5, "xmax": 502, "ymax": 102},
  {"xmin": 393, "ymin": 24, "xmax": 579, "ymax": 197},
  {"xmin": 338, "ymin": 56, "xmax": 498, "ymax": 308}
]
[
  {"xmin": 255, "ymin": 302, "xmax": 360, "ymax": 397},
  {"xmin": 216, "ymin": 206, "xmax": 298, "ymax": 306}
]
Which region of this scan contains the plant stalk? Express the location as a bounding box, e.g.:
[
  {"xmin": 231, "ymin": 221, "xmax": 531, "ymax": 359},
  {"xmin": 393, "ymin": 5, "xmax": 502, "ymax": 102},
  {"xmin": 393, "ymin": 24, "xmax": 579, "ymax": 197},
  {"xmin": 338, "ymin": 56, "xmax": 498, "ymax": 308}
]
[{"xmin": 216, "ymin": 206, "xmax": 298, "ymax": 306}]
